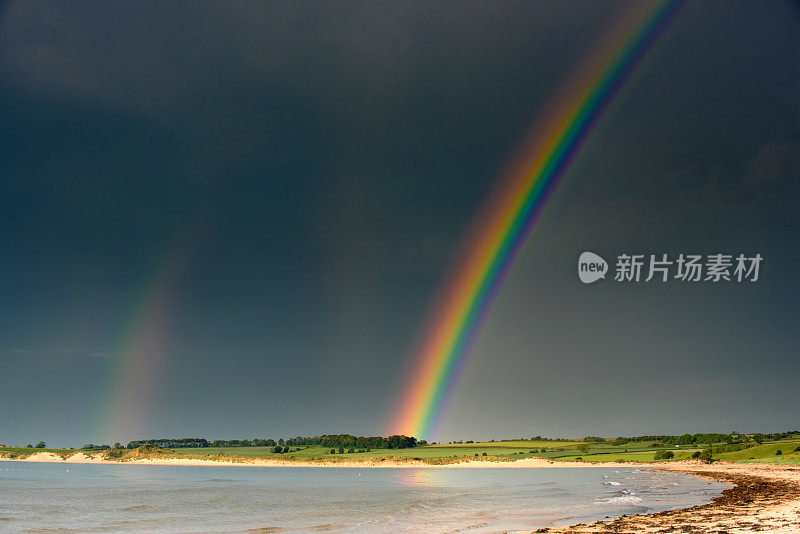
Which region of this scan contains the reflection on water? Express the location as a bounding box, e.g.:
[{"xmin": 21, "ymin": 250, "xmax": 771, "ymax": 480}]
[
  {"xmin": 0, "ymin": 462, "xmax": 731, "ymax": 533},
  {"xmin": 392, "ymin": 468, "xmax": 448, "ymax": 487}
]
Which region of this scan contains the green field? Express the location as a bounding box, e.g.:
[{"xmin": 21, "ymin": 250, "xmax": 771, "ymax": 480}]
[
  {"xmin": 176, "ymin": 440, "xmax": 581, "ymax": 461},
  {"xmin": 3, "ymin": 435, "xmax": 799, "ymax": 466},
  {"xmin": 170, "ymin": 436, "xmax": 800, "ymax": 465}
]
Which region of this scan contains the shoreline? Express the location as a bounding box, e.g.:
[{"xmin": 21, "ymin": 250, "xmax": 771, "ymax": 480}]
[
  {"xmin": 4, "ymin": 453, "xmax": 800, "ymax": 531},
  {"xmin": 0, "ymin": 452, "xmax": 643, "ymax": 469},
  {"xmin": 538, "ymin": 462, "xmax": 800, "ymax": 533}
]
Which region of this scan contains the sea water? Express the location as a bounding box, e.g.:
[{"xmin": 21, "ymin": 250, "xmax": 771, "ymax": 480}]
[{"xmin": 0, "ymin": 461, "xmax": 730, "ymax": 533}]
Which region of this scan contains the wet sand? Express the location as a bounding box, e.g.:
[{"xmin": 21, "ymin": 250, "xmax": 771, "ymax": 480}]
[{"xmin": 538, "ymin": 462, "xmax": 800, "ymax": 533}]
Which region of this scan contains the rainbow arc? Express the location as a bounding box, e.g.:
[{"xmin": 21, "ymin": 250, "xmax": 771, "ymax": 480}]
[{"xmin": 392, "ymin": 0, "xmax": 684, "ymax": 440}]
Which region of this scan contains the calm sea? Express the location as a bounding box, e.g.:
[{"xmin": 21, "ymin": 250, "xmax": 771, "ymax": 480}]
[{"xmin": 0, "ymin": 461, "xmax": 730, "ymax": 533}]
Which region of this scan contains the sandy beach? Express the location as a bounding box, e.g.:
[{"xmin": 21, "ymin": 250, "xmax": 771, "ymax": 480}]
[
  {"xmin": 4, "ymin": 453, "xmax": 799, "ymax": 532},
  {"xmin": 0, "ymin": 451, "xmax": 710, "ymax": 470},
  {"xmin": 5, "ymin": 451, "xmax": 573, "ymax": 468}
]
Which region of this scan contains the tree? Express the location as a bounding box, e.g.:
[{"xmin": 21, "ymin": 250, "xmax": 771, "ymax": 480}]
[
  {"xmin": 330, "ymin": 449, "xmax": 336, "ymax": 454},
  {"xmin": 386, "ymin": 435, "xmax": 417, "ymax": 449},
  {"xmin": 698, "ymin": 448, "xmax": 713, "ymax": 463},
  {"xmin": 35, "ymin": 441, "xmax": 46, "ymax": 448},
  {"xmin": 654, "ymin": 450, "xmax": 674, "ymax": 460},
  {"xmin": 338, "ymin": 447, "xmax": 344, "ymax": 454},
  {"xmin": 776, "ymin": 449, "xmax": 783, "ymax": 456},
  {"xmin": 113, "ymin": 443, "xmax": 122, "ymax": 449},
  {"xmin": 272, "ymin": 446, "xmax": 283, "ymax": 453}
]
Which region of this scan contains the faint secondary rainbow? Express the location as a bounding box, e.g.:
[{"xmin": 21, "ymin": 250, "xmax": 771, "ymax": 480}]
[
  {"xmin": 98, "ymin": 245, "xmax": 188, "ymax": 442},
  {"xmin": 392, "ymin": 0, "xmax": 684, "ymax": 440},
  {"xmin": 95, "ymin": 217, "xmax": 204, "ymax": 444}
]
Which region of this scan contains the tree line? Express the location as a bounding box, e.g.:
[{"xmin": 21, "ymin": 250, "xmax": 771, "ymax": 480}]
[
  {"xmin": 282, "ymin": 434, "xmax": 419, "ymax": 449},
  {"xmin": 611, "ymin": 431, "xmax": 800, "ymax": 446},
  {"xmin": 122, "ymin": 434, "xmax": 419, "ymax": 450}
]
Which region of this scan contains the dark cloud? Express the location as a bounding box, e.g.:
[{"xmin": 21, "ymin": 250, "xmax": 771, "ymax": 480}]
[
  {"xmin": 745, "ymin": 140, "xmax": 800, "ymax": 185},
  {"xmin": 0, "ymin": 1, "xmax": 798, "ymax": 446}
]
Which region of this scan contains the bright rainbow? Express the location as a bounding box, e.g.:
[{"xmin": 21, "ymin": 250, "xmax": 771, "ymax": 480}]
[{"xmin": 392, "ymin": 0, "xmax": 684, "ymax": 440}]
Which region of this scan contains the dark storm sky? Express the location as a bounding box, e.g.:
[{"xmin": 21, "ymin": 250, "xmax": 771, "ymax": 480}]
[{"xmin": 1, "ymin": 1, "xmax": 798, "ymax": 446}]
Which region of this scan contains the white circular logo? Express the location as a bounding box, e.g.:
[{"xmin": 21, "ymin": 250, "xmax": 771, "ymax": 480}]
[{"xmin": 578, "ymin": 252, "xmax": 608, "ymax": 284}]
